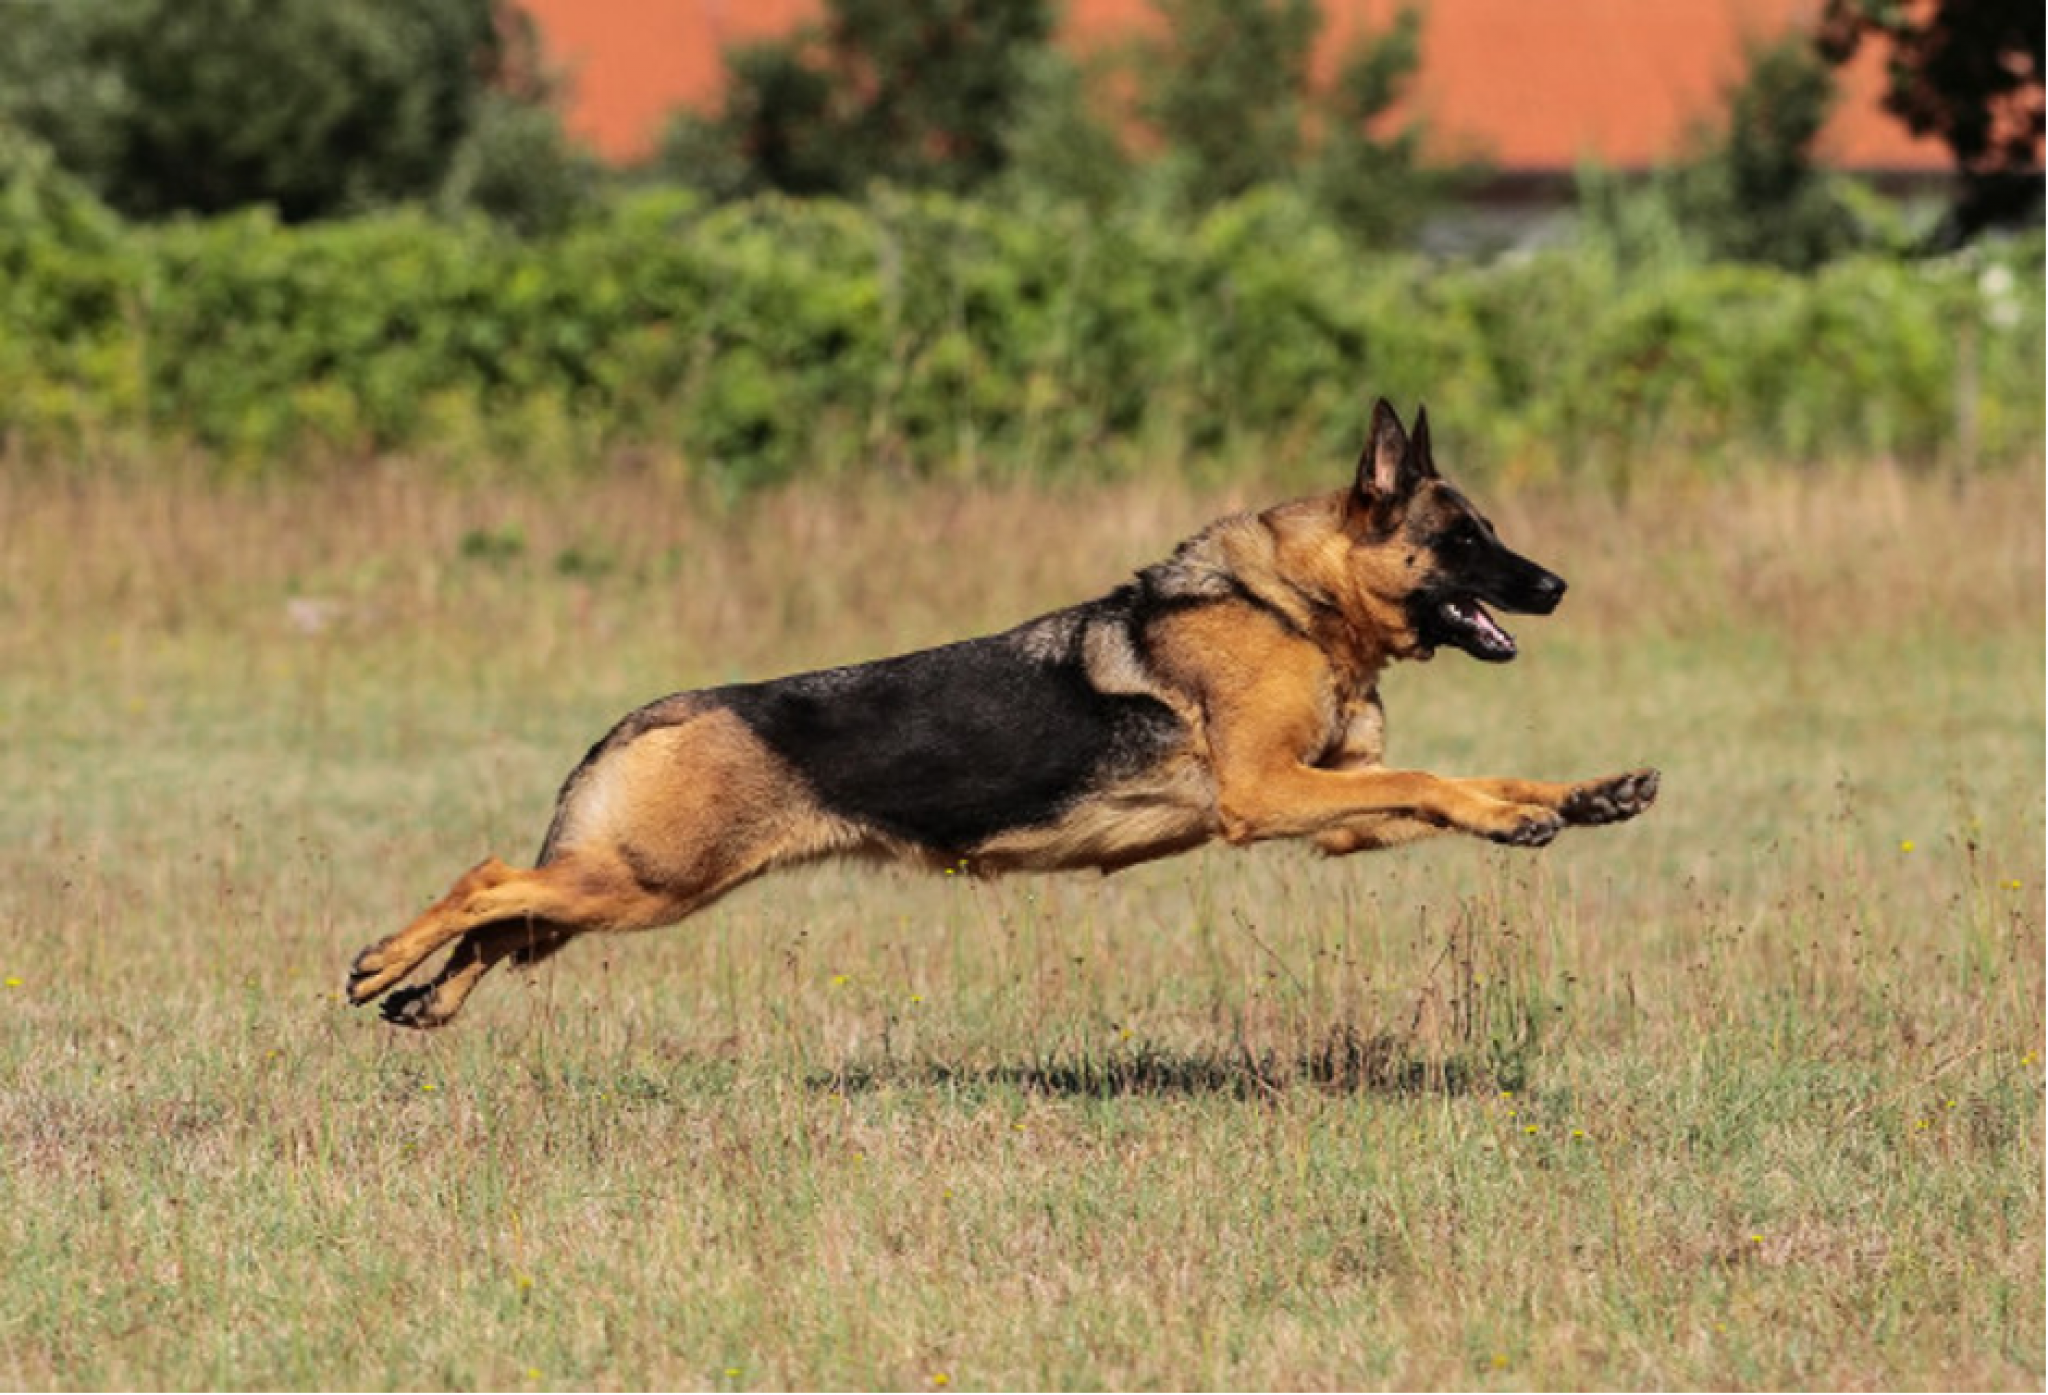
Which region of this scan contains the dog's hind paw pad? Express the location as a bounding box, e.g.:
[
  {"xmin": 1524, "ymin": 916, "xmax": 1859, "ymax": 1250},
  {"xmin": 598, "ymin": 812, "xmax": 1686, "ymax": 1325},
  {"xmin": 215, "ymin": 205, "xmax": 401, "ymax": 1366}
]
[{"xmin": 379, "ymin": 985, "xmax": 445, "ymax": 1030}]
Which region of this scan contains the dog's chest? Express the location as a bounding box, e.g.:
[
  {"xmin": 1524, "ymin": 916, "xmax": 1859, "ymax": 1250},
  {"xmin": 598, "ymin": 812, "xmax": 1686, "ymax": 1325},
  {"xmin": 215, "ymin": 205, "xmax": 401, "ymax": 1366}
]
[{"xmin": 1315, "ymin": 685, "xmax": 1387, "ymax": 769}]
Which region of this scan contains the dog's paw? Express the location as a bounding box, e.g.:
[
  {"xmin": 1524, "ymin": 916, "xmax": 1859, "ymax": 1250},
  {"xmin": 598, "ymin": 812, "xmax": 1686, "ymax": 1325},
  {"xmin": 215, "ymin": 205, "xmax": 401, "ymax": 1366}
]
[
  {"xmin": 1561, "ymin": 769, "xmax": 1660, "ymax": 826},
  {"xmin": 1485, "ymin": 806, "xmax": 1564, "ymax": 848},
  {"xmin": 378, "ymin": 984, "xmax": 449, "ymax": 1030},
  {"xmin": 345, "ymin": 946, "xmax": 393, "ymax": 1005}
]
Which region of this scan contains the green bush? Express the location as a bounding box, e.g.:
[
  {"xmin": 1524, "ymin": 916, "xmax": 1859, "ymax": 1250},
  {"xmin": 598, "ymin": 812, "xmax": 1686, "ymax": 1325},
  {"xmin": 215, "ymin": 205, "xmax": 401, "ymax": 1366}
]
[
  {"xmin": 0, "ymin": 175, "xmax": 2039, "ymax": 488},
  {"xmin": 0, "ymin": 0, "xmax": 538, "ymax": 224}
]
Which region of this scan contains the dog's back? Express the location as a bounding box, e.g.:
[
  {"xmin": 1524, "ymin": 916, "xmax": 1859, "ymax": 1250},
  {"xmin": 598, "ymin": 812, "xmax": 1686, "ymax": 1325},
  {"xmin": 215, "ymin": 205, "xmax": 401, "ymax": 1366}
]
[{"xmin": 539, "ymin": 511, "xmax": 1274, "ymax": 877}]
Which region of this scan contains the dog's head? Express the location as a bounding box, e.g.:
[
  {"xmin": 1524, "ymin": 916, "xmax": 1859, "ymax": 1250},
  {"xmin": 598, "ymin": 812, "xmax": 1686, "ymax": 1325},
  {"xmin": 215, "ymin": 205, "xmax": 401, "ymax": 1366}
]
[{"xmin": 1345, "ymin": 399, "xmax": 1564, "ymax": 663}]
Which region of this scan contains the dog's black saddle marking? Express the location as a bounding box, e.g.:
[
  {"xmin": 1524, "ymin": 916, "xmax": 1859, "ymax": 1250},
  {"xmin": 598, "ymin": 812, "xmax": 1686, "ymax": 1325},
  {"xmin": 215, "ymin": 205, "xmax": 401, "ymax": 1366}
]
[{"xmin": 718, "ymin": 631, "xmax": 1183, "ymax": 853}]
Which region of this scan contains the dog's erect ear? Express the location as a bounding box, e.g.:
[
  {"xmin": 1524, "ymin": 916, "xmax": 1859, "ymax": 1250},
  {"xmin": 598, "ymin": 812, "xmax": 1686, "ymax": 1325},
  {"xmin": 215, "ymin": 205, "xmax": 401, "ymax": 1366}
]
[
  {"xmin": 1354, "ymin": 398, "xmax": 1409, "ymax": 499},
  {"xmin": 1410, "ymin": 404, "xmax": 1442, "ymax": 480},
  {"xmin": 1352, "ymin": 397, "xmax": 1421, "ymax": 528}
]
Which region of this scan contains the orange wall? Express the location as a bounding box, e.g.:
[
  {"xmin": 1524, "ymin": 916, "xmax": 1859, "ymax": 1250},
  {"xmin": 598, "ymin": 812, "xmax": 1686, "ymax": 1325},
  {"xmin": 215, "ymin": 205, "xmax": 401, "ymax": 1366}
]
[{"xmin": 523, "ymin": 0, "xmax": 1950, "ymax": 172}]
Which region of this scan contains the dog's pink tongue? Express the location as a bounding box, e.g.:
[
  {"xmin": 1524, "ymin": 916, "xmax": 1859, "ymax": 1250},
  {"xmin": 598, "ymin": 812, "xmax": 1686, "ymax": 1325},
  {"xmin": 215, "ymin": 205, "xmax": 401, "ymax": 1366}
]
[{"xmin": 1471, "ymin": 604, "xmax": 1515, "ymax": 655}]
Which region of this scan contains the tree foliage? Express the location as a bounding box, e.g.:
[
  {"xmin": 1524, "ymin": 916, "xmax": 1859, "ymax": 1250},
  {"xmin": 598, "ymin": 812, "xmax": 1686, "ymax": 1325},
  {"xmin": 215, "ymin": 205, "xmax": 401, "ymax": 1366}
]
[
  {"xmin": 1136, "ymin": 0, "xmax": 1444, "ymax": 240},
  {"xmin": 439, "ymin": 93, "xmax": 603, "ymax": 237},
  {"xmin": 1675, "ymin": 36, "xmax": 1859, "ymax": 269},
  {"xmin": 1139, "ymin": 0, "xmax": 1322, "ymax": 209},
  {"xmin": 1580, "ymin": 35, "xmax": 1871, "ymax": 273},
  {"xmin": 1818, "ymin": 0, "xmax": 2045, "ymax": 239},
  {"xmin": 661, "ymin": 0, "xmax": 1448, "ymax": 245},
  {"xmin": 659, "ymin": 0, "xmax": 1054, "ymax": 199},
  {"xmin": 0, "ymin": 0, "xmax": 551, "ymax": 224}
]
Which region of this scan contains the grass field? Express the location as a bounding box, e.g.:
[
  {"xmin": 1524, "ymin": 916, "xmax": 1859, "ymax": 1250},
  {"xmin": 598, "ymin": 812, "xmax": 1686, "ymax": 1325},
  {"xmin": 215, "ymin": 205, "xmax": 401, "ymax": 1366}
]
[{"xmin": 0, "ymin": 458, "xmax": 2040, "ymax": 1389}]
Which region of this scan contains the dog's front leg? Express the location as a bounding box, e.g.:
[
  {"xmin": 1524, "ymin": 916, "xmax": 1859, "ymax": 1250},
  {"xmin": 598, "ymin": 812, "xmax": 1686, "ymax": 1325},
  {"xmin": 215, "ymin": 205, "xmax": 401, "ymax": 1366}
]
[
  {"xmin": 1314, "ymin": 813, "xmax": 1453, "ymax": 856},
  {"xmin": 1183, "ymin": 629, "xmax": 1653, "ymax": 850},
  {"xmin": 1216, "ymin": 762, "xmax": 1566, "ymax": 848},
  {"xmin": 1555, "ymin": 769, "xmax": 1661, "ymax": 826},
  {"xmin": 1310, "ymin": 770, "xmax": 1660, "ymax": 855},
  {"xmin": 1454, "ymin": 771, "xmax": 1661, "ymax": 828}
]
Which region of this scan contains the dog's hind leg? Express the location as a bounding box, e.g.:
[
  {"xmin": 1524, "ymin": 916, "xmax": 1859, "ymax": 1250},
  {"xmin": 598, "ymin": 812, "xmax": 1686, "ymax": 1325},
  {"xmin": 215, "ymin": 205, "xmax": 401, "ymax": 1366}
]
[
  {"xmin": 377, "ymin": 917, "xmax": 571, "ymax": 1029},
  {"xmin": 350, "ymin": 703, "xmax": 854, "ymax": 1027},
  {"xmin": 347, "ymin": 850, "xmax": 681, "ymax": 1009},
  {"xmin": 347, "ymin": 856, "xmax": 522, "ymax": 1006}
]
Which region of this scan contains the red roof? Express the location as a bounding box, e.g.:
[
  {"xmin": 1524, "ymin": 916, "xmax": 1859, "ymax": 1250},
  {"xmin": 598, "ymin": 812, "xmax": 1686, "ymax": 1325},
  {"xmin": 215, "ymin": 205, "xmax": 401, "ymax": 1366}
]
[{"xmin": 523, "ymin": 0, "xmax": 1953, "ymax": 173}]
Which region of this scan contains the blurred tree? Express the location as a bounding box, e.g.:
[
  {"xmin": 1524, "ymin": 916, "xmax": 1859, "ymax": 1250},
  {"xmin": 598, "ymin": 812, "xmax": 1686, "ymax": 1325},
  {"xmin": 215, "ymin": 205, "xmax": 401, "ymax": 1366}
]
[
  {"xmin": 1140, "ymin": 0, "xmax": 1321, "ymax": 209},
  {"xmin": 0, "ymin": 0, "xmax": 554, "ymax": 223},
  {"xmin": 1818, "ymin": 0, "xmax": 2044, "ymax": 242},
  {"xmin": 1136, "ymin": 0, "xmax": 1445, "ymax": 242},
  {"xmin": 1669, "ymin": 35, "xmax": 1859, "ymax": 269},
  {"xmin": 659, "ymin": 0, "xmax": 1054, "ymax": 199},
  {"xmin": 439, "ymin": 93, "xmax": 603, "ymax": 236},
  {"xmin": 999, "ymin": 48, "xmax": 1141, "ymax": 214},
  {"xmin": 1303, "ymin": 6, "xmax": 1446, "ymax": 246}
]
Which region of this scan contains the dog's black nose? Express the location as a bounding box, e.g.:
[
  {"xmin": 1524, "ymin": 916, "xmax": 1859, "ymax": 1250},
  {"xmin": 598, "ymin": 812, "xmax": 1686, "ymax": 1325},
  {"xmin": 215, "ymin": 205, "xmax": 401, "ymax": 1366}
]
[{"xmin": 1532, "ymin": 570, "xmax": 1566, "ymax": 612}]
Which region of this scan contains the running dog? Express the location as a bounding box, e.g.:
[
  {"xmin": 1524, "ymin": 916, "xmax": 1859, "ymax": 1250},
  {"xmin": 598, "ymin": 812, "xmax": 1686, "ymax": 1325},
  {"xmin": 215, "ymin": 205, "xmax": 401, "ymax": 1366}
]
[{"xmin": 348, "ymin": 399, "xmax": 1658, "ymax": 1028}]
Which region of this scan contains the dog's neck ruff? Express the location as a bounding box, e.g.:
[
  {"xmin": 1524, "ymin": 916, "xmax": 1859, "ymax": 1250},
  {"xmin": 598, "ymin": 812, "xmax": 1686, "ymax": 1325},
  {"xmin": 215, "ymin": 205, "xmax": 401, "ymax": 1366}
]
[{"xmin": 1149, "ymin": 507, "xmax": 1398, "ymax": 694}]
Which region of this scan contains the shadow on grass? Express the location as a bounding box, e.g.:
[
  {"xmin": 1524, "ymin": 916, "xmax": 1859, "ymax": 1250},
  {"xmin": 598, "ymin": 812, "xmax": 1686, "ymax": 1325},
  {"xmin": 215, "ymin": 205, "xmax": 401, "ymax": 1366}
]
[{"xmin": 807, "ymin": 1025, "xmax": 1488, "ymax": 1101}]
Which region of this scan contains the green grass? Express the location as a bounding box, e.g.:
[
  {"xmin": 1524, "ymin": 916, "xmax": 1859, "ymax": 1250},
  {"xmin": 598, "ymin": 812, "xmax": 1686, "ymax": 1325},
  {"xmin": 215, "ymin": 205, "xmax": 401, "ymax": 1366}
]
[{"xmin": 0, "ymin": 461, "xmax": 2040, "ymax": 1389}]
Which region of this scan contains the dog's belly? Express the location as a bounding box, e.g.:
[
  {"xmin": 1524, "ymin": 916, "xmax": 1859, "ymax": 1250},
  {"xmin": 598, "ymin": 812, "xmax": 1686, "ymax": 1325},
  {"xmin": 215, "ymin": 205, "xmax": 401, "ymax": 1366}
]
[
  {"xmin": 963, "ymin": 754, "xmax": 1217, "ymax": 873},
  {"xmin": 715, "ymin": 635, "xmax": 1194, "ymax": 857}
]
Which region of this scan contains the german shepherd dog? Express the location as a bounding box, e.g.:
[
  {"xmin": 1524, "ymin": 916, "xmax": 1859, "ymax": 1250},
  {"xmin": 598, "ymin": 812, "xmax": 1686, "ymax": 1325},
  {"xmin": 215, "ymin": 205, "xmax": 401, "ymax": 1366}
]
[{"xmin": 348, "ymin": 400, "xmax": 1658, "ymax": 1029}]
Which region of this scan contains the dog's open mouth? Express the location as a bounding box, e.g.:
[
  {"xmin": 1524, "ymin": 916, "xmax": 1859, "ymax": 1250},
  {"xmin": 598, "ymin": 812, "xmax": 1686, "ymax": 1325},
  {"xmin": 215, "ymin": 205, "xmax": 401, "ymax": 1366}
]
[{"xmin": 1440, "ymin": 596, "xmax": 1517, "ymax": 662}]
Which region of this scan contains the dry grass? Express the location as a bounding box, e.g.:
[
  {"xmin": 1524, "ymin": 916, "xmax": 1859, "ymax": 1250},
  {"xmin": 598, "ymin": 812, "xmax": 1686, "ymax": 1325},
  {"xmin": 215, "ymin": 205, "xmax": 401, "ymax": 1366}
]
[{"xmin": 0, "ymin": 457, "xmax": 2040, "ymax": 1389}]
